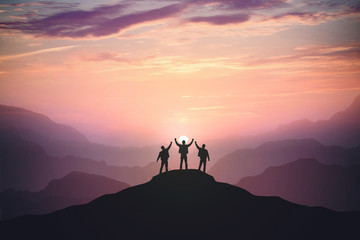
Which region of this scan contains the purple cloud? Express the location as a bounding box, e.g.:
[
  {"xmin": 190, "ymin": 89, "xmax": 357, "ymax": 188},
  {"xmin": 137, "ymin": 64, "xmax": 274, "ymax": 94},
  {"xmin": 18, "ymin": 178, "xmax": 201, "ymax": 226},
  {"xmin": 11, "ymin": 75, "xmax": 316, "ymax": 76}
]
[
  {"xmin": 0, "ymin": 1, "xmax": 79, "ymax": 11},
  {"xmin": 0, "ymin": 2, "xmax": 49, "ymax": 7},
  {"xmin": 182, "ymin": 0, "xmax": 287, "ymax": 9},
  {"xmin": 220, "ymin": 0, "xmax": 287, "ymax": 9},
  {"xmin": 269, "ymin": 11, "xmax": 326, "ymax": 21},
  {"xmin": 1, "ymin": 0, "xmax": 355, "ymax": 39},
  {"xmin": 188, "ymin": 14, "xmax": 250, "ymax": 25},
  {"xmin": 268, "ymin": 7, "xmax": 360, "ymax": 23},
  {"xmin": 0, "ymin": 3, "xmax": 188, "ymax": 38}
]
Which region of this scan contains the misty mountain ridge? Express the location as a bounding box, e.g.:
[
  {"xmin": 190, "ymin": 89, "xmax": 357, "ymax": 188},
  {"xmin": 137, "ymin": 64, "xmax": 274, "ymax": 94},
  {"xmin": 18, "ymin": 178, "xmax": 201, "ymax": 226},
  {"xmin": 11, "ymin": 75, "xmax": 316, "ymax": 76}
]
[
  {"xmin": 270, "ymin": 95, "xmax": 360, "ymax": 147},
  {"xmin": 2, "ymin": 95, "xmax": 360, "ymax": 199},
  {"xmin": 0, "ymin": 128, "xmax": 156, "ymax": 191},
  {"xmin": 0, "ymin": 172, "xmax": 129, "ymax": 220},
  {"xmin": 209, "ymin": 138, "xmax": 360, "ymax": 184},
  {"xmin": 0, "ymin": 106, "xmax": 159, "ymax": 167},
  {"xmin": 1, "ymin": 95, "xmax": 359, "ymax": 169},
  {"xmin": 0, "ymin": 104, "xmax": 88, "ymax": 143},
  {"xmin": 197, "ymin": 95, "xmax": 360, "ymax": 165},
  {"xmin": 238, "ymin": 158, "xmax": 360, "ymax": 211},
  {"xmin": 0, "ymin": 170, "xmax": 358, "ymax": 240}
]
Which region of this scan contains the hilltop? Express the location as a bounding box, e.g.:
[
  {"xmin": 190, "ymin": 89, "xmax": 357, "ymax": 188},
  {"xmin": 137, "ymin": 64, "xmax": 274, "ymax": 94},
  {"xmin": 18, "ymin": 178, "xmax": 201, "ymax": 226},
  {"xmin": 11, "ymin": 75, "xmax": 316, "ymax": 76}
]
[{"xmin": 1, "ymin": 170, "xmax": 358, "ymax": 239}]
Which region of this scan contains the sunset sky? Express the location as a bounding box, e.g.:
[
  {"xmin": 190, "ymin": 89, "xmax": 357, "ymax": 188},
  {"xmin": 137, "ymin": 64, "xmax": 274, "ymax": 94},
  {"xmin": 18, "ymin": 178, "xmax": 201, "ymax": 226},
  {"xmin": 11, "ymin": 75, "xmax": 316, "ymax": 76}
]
[{"xmin": 0, "ymin": 0, "xmax": 359, "ymax": 146}]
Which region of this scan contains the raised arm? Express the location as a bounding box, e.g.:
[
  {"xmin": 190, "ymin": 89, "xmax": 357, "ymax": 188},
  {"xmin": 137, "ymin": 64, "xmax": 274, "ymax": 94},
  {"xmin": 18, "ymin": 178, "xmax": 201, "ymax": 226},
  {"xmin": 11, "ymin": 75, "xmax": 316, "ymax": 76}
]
[
  {"xmin": 195, "ymin": 141, "xmax": 200, "ymax": 150},
  {"xmin": 187, "ymin": 138, "xmax": 194, "ymax": 147},
  {"xmin": 167, "ymin": 141, "xmax": 172, "ymax": 150},
  {"xmin": 174, "ymin": 138, "xmax": 180, "ymax": 146}
]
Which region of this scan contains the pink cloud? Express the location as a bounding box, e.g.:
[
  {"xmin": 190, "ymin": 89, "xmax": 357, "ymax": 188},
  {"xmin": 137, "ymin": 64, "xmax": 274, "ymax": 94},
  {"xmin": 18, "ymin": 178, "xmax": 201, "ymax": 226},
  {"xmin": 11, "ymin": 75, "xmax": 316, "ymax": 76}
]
[{"xmin": 244, "ymin": 43, "xmax": 360, "ymax": 67}]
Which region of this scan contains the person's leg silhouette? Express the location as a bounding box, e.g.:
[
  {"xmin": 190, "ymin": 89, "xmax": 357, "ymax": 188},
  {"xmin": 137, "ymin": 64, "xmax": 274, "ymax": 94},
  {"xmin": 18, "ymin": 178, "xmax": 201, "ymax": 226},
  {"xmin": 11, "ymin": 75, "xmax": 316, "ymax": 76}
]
[
  {"xmin": 160, "ymin": 162, "xmax": 164, "ymax": 174},
  {"xmin": 180, "ymin": 157, "xmax": 184, "ymax": 170}
]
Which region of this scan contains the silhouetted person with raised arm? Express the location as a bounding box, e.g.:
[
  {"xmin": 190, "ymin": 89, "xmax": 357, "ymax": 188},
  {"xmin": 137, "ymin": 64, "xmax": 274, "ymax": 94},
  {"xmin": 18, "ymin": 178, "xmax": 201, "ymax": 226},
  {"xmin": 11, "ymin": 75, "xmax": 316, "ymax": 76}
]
[
  {"xmin": 157, "ymin": 142, "xmax": 172, "ymax": 174},
  {"xmin": 195, "ymin": 141, "xmax": 210, "ymax": 173},
  {"xmin": 174, "ymin": 137, "xmax": 194, "ymax": 170}
]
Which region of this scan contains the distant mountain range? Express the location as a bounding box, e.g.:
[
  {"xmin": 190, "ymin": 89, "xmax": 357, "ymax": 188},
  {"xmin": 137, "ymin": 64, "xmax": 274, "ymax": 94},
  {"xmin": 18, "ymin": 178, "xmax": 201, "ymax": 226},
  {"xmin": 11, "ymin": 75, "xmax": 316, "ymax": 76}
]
[
  {"xmin": 269, "ymin": 95, "xmax": 360, "ymax": 147},
  {"xmin": 237, "ymin": 158, "xmax": 360, "ymax": 211},
  {"xmin": 1, "ymin": 95, "xmax": 359, "ymax": 169},
  {"xmin": 0, "ymin": 170, "xmax": 358, "ymax": 240},
  {"xmin": 205, "ymin": 95, "xmax": 360, "ymax": 157},
  {"xmin": 0, "ymin": 128, "xmax": 157, "ymax": 191},
  {"xmin": 0, "ymin": 104, "xmax": 88, "ymax": 143},
  {"xmin": 1, "ymin": 95, "xmax": 359, "ymax": 205},
  {"xmin": 0, "ymin": 171, "xmax": 129, "ymax": 220},
  {"xmin": 0, "ymin": 104, "xmax": 158, "ymax": 167},
  {"xmin": 208, "ymin": 138, "xmax": 360, "ymax": 184}
]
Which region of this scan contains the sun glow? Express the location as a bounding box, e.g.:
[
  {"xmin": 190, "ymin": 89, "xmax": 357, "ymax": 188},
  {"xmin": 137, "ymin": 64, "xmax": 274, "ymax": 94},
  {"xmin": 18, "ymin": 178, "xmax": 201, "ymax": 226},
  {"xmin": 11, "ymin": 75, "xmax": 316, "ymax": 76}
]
[{"xmin": 179, "ymin": 135, "xmax": 188, "ymax": 144}]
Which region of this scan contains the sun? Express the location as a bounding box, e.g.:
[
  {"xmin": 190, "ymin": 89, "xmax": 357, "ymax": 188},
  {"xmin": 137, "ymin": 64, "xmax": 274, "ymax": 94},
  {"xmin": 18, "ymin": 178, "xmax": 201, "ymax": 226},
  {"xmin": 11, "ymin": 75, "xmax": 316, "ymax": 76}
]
[{"xmin": 179, "ymin": 135, "xmax": 188, "ymax": 144}]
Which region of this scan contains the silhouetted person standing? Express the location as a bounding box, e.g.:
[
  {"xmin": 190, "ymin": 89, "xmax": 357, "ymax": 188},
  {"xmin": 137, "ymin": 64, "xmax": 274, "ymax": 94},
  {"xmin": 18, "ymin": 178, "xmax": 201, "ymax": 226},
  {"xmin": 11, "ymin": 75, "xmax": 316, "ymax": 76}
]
[
  {"xmin": 157, "ymin": 142, "xmax": 172, "ymax": 174},
  {"xmin": 195, "ymin": 141, "xmax": 210, "ymax": 173},
  {"xmin": 175, "ymin": 138, "xmax": 194, "ymax": 170}
]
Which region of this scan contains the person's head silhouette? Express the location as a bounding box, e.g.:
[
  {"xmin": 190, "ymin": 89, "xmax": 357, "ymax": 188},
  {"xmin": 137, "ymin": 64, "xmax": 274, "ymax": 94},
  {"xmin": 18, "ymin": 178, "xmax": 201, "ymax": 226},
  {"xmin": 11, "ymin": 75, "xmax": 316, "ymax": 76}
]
[
  {"xmin": 202, "ymin": 144, "xmax": 206, "ymax": 149},
  {"xmin": 182, "ymin": 140, "xmax": 186, "ymax": 145},
  {"xmin": 161, "ymin": 146, "xmax": 165, "ymax": 150}
]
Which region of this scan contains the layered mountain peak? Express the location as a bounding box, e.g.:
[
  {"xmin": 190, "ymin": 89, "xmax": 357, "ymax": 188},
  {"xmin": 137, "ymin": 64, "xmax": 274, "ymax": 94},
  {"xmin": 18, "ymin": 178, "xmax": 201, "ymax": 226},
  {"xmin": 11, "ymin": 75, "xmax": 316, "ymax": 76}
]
[
  {"xmin": 0, "ymin": 104, "xmax": 88, "ymax": 143},
  {"xmin": 348, "ymin": 95, "xmax": 360, "ymax": 110},
  {"xmin": 331, "ymin": 95, "xmax": 360, "ymax": 121}
]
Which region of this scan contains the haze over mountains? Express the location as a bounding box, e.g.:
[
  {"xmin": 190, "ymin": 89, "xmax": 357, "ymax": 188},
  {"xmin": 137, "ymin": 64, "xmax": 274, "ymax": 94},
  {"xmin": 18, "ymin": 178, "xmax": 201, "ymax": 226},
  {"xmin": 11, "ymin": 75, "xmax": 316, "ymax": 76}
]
[
  {"xmin": 271, "ymin": 95, "xmax": 360, "ymax": 147},
  {"xmin": 238, "ymin": 158, "xmax": 360, "ymax": 211},
  {"xmin": 0, "ymin": 128, "xmax": 156, "ymax": 191},
  {"xmin": 0, "ymin": 104, "xmax": 157, "ymax": 167},
  {"xmin": 0, "ymin": 104, "xmax": 88, "ymax": 143},
  {"xmin": 205, "ymin": 96, "xmax": 360, "ymax": 212},
  {"xmin": 1, "ymin": 95, "xmax": 359, "ymax": 216},
  {"xmin": 0, "ymin": 172, "xmax": 130, "ymax": 220},
  {"xmin": 208, "ymin": 139, "xmax": 360, "ymax": 184},
  {"xmin": 1, "ymin": 95, "xmax": 360, "ymax": 169},
  {"xmin": 207, "ymin": 95, "xmax": 360, "ymax": 183},
  {"xmin": 1, "ymin": 170, "xmax": 358, "ymax": 240},
  {"xmin": 179, "ymin": 95, "xmax": 360, "ymax": 171}
]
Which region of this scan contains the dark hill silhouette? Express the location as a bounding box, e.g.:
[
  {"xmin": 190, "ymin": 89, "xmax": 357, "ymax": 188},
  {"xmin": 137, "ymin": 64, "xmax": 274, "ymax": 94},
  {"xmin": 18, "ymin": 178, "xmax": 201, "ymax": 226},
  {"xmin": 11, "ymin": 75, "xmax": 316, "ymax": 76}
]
[
  {"xmin": 237, "ymin": 158, "xmax": 360, "ymax": 211},
  {"xmin": 0, "ymin": 104, "xmax": 88, "ymax": 143},
  {"xmin": 0, "ymin": 128, "xmax": 156, "ymax": 191},
  {"xmin": 0, "ymin": 170, "xmax": 358, "ymax": 240},
  {"xmin": 0, "ymin": 172, "xmax": 130, "ymax": 220},
  {"xmin": 208, "ymin": 138, "xmax": 360, "ymax": 183}
]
